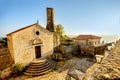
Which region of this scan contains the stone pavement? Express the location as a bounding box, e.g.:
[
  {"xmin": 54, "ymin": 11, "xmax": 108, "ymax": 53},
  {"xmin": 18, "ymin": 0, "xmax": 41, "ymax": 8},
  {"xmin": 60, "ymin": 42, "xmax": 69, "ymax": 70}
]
[{"xmin": 26, "ymin": 57, "xmax": 94, "ymax": 80}]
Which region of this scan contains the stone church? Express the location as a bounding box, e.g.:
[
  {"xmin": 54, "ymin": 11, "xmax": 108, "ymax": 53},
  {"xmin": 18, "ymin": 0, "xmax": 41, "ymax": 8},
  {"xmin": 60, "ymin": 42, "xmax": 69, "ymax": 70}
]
[{"xmin": 6, "ymin": 8, "xmax": 60, "ymax": 65}]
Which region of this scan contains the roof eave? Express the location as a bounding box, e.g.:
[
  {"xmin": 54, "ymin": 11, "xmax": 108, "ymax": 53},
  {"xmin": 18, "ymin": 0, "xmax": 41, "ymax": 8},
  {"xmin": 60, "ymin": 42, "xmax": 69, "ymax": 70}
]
[{"xmin": 6, "ymin": 23, "xmax": 37, "ymax": 36}]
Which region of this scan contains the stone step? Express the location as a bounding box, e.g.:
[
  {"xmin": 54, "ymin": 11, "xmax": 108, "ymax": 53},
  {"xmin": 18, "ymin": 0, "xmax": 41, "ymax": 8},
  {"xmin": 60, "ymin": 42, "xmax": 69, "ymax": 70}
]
[
  {"xmin": 30, "ymin": 58, "xmax": 48, "ymax": 65},
  {"xmin": 25, "ymin": 63, "xmax": 54, "ymax": 73},
  {"xmin": 24, "ymin": 67, "xmax": 54, "ymax": 76},
  {"xmin": 24, "ymin": 58, "xmax": 55, "ymax": 76},
  {"xmin": 29, "ymin": 59, "xmax": 50, "ymax": 66},
  {"xmin": 27, "ymin": 60, "xmax": 54, "ymax": 70},
  {"xmin": 27, "ymin": 61, "xmax": 53, "ymax": 70},
  {"xmin": 24, "ymin": 65, "xmax": 55, "ymax": 76}
]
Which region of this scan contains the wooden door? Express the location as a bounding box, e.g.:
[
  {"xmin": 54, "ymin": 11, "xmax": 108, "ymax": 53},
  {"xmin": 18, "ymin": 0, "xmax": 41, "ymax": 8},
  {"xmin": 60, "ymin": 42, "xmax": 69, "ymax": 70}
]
[{"xmin": 35, "ymin": 46, "xmax": 41, "ymax": 58}]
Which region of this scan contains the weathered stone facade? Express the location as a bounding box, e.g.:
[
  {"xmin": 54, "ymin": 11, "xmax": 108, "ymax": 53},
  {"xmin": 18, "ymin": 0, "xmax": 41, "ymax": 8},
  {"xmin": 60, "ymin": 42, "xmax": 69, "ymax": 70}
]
[
  {"xmin": 75, "ymin": 39, "xmax": 101, "ymax": 46},
  {"xmin": 75, "ymin": 35, "xmax": 101, "ymax": 46},
  {"xmin": 6, "ymin": 8, "xmax": 60, "ymax": 65},
  {"xmin": 46, "ymin": 8, "xmax": 56, "ymax": 32}
]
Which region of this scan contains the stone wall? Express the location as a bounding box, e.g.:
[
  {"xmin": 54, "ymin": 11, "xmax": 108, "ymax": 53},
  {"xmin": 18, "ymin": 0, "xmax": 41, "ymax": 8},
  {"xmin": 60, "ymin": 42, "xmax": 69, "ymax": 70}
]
[
  {"xmin": 80, "ymin": 45, "xmax": 95, "ymax": 56},
  {"xmin": 60, "ymin": 44, "xmax": 79, "ymax": 55},
  {"xmin": 79, "ymin": 45, "xmax": 106, "ymax": 56},
  {"xmin": 7, "ymin": 35, "xmax": 14, "ymax": 60},
  {"xmin": 75, "ymin": 39, "xmax": 101, "ymax": 46},
  {"xmin": 88, "ymin": 39, "xmax": 101, "ymax": 46},
  {"xmin": 75, "ymin": 40, "xmax": 86, "ymax": 45},
  {"xmin": 0, "ymin": 48, "xmax": 13, "ymax": 70},
  {"xmin": 8, "ymin": 24, "xmax": 54, "ymax": 65},
  {"xmin": 53, "ymin": 33, "xmax": 60, "ymax": 53},
  {"xmin": 83, "ymin": 40, "xmax": 120, "ymax": 80}
]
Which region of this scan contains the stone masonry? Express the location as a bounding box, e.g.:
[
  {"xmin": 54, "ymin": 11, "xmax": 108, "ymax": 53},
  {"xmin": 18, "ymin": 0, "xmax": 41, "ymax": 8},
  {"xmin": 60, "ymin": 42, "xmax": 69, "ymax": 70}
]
[
  {"xmin": 83, "ymin": 39, "xmax": 120, "ymax": 80},
  {"xmin": 6, "ymin": 8, "xmax": 60, "ymax": 65}
]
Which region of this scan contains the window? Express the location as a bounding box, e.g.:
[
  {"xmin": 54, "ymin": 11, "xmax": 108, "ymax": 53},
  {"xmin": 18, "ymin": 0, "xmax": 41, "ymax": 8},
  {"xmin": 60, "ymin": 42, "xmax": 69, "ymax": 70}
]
[{"xmin": 36, "ymin": 31, "xmax": 40, "ymax": 35}]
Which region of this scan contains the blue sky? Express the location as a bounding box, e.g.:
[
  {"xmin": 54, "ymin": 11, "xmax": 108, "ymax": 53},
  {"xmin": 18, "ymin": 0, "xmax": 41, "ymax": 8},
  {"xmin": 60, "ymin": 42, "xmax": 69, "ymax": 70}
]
[{"xmin": 0, "ymin": 0, "xmax": 120, "ymax": 37}]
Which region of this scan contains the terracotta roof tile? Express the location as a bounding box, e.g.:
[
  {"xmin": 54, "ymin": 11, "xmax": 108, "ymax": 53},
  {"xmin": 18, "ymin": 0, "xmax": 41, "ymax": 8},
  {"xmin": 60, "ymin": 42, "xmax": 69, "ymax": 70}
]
[{"xmin": 75, "ymin": 35, "xmax": 101, "ymax": 40}]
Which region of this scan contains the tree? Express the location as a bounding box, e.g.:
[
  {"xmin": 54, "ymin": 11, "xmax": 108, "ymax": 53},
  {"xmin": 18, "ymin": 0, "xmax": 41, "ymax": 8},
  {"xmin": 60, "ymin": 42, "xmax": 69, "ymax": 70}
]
[
  {"xmin": 56, "ymin": 24, "xmax": 68, "ymax": 40},
  {"xmin": 62, "ymin": 34, "xmax": 68, "ymax": 40},
  {"xmin": 0, "ymin": 38, "xmax": 7, "ymax": 47},
  {"xmin": 56, "ymin": 24, "xmax": 64, "ymax": 38}
]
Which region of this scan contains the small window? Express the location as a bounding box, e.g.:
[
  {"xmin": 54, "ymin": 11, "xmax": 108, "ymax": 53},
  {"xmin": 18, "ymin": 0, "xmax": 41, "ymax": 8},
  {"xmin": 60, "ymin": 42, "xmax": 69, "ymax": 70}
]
[{"xmin": 36, "ymin": 31, "xmax": 40, "ymax": 35}]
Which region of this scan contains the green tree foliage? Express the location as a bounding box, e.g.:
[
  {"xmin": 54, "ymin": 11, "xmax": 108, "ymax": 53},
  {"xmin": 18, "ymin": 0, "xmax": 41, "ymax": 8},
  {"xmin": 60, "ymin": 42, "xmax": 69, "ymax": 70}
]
[
  {"xmin": 55, "ymin": 24, "xmax": 74, "ymax": 45},
  {"xmin": 11, "ymin": 63, "xmax": 24, "ymax": 76},
  {"xmin": 62, "ymin": 34, "xmax": 68, "ymax": 40},
  {"xmin": 0, "ymin": 38, "xmax": 7, "ymax": 47},
  {"xmin": 56, "ymin": 24, "xmax": 68, "ymax": 40},
  {"xmin": 56, "ymin": 24, "xmax": 64, "ymax": 37}
]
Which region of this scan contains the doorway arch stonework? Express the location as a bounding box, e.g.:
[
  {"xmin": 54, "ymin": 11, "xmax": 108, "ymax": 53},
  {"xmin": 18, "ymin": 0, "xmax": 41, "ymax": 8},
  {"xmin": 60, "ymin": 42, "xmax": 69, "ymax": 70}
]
[{"xmin": 32, "ymin": 38, "xmax": 43, "ymax": 59}]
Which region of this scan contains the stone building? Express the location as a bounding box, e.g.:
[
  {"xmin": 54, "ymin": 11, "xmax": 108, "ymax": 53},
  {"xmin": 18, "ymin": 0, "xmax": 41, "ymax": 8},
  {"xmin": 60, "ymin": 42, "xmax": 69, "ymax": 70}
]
[
  {"xmin": 75, "ymin": 35, "xmax": 101, "ymax": 46},
  {"xmin": 6, "ymin": 8, "xmax": 60, "ymax": 65}
]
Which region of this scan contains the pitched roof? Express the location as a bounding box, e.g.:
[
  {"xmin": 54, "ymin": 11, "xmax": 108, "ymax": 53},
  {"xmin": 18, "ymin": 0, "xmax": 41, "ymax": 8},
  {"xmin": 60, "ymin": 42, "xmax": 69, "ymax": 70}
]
[
  {"xmin": 6, "ymin": 23, "xmax": 51, "ymax": 36},
  {"xmin": 6, "ymin": 23, "xmax": 37, "ymax": 36},
  {"xmin": 75, "ymin": 35, "xmax": 101, "ymax": 40}
]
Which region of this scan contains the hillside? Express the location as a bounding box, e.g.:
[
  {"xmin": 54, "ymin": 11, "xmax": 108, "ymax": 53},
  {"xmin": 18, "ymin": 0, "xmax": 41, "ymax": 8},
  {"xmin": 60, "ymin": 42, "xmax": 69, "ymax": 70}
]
[{"xmin": 0, "ymin": 48, "xmax": 14, "ymax": 69}]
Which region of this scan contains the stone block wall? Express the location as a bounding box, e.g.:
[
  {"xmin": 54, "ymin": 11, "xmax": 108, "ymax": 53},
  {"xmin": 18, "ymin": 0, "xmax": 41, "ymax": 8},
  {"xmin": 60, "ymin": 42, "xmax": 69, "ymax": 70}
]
[
  {"xmin": 0, "ymin": 48, "xmax": 14, "ymax": 69},
  {"xmin": 8, "ymin": 24, "xmax": 54, "ymax": 65},
  {"xmin": 75, "ymin": 39, "xmax": 101, "ymax": 46}
]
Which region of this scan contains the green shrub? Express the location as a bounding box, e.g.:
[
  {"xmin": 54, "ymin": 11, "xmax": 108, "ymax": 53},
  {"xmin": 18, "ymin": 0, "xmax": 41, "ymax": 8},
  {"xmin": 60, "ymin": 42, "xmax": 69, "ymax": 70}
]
[
  {"xmin": 47, "ymin": 54, "xmax": 53, "ymax": 60},
  {"xmin": 0, "ymin": 38, "xmax": 7, "ymax": 47},
  {"xmin": 11, "ymin": 63, "xmax": 24, "ymax": 76}
]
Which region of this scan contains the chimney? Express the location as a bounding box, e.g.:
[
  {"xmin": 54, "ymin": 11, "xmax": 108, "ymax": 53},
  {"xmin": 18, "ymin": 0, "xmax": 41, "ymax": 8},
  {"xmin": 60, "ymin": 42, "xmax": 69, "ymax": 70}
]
[{"xmin": 46, "ymin": 8, "xmax": 56, "ymax": 32}]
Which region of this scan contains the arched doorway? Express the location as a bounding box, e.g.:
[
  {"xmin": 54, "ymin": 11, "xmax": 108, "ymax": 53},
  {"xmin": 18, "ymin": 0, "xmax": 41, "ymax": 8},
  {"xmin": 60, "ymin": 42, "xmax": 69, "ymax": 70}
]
[{"xmin": 32, "ymin": 38, "xmax": 43, "ymax": 59}]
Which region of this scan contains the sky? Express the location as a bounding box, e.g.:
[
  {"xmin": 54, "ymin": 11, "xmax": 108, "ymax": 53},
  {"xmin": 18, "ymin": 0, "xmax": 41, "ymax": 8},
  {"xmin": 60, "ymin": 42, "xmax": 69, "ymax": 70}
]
[{"xmin": 1, "ymin": 0, "xmax": 120, "ymax": 37}]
